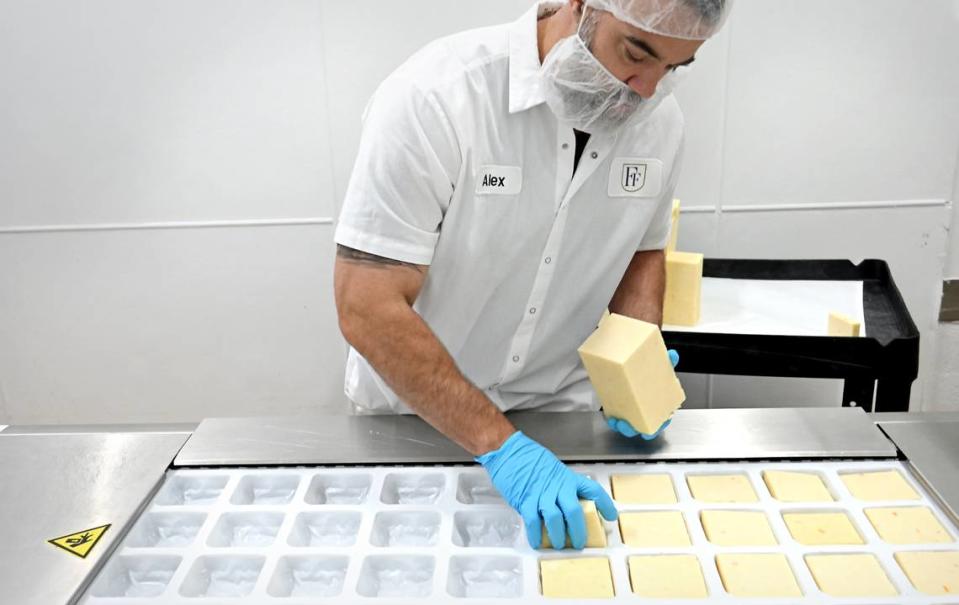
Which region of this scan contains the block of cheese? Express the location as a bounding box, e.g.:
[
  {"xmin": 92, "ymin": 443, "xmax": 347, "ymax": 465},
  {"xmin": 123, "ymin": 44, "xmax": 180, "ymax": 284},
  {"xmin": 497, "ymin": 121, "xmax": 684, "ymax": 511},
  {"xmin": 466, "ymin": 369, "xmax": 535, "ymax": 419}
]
[
  {"xmin": 540, "ymin": 557, "xmax": 615, "ymax": 599},
  {"xmin": 663, "ymin": 251, "xmax": 704, "ymax": 326},
  {"xmin": 865, "ymin": 507, "xmax": 953, "ymax": 544},
  {"xmin": 629, "ymin": 555, "xmax": 707, "ymax": 599},
  {"xmin": 701, "ymin": 510, "xmax": 777, "ymax": 546},
  {"xmin": 542, "ymin": 500, "xmax": 607, "ymax": 549},
  {"xmin": 894, "ymin": 551, "xmax": 959, "ymax": 595},
  {"xmin": 763, "ymin": 470, "xmax": 834, "ymax": 502},
  {"xmin": 667, "ymin": 199, "xmax": 681, "ymax": 252},
  {"xmin": 840, "ymin": 470, "xmax": 920, "ymax": 501},
  {"xmin": 716, "ymin": 553, "xmax": 802, "ymax": 598},
  {"xmin": 620, "ymin": 511, "xmax": 690, "ymax": 547},
  {"xmin": 610, "ymin": 474, "xmax": 676, "ymax": 504},
  {"xmin": 687, "ymin": 474, "xmax": 758, "ymax": 503},
  {"xmin": 578, "ymin": 313, "xmax": 686, "ymax": 435},
  {"xmin": 782, "ymin": 511, "xmax": 863, "ymax": 545},
  {"xmin": 828, "ymin": 311, "xmax": 861, "ymax": 336},
  {"xmin": 805, "ymin": 554, "xmax": 897, "ymax": 597}
]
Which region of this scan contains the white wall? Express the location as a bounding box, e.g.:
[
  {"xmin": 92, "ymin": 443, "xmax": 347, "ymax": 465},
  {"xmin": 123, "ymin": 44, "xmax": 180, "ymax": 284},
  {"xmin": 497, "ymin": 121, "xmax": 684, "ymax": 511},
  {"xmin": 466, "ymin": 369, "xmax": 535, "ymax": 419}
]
[{"xmin": 1, "ymin": 0, "xmax": 957, "ymax": 424}]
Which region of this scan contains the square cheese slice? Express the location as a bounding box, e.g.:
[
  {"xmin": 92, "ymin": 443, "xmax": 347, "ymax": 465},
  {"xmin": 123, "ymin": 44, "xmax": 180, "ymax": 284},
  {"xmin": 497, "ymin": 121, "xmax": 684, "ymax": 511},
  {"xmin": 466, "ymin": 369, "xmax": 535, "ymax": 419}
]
[
  {"xmin": 701, "ymin": 510, "xmax": 777, "ymax": 546},
  {"xmin": 620, "ymin": 511, "xmax": 690, "ymax": 547},
  {"xmin": 629, "ymin": 555, "xmax": 707, "ymax": 599},
  {"xmin": 763, "ymin": 470, "xmax": 833, "ymax": 502},
  {"xmin": 541, "ymin": 500, "xmax": 607, "ymax": 549},
  {"xmin": 664, "ymin": 251, "xmax": 704, "ymax": 326},
  {"xmin": 840, "ymin": 470, "xmax": 920, "ymax": 501},
  {"xmin": 865, "ymin": 507, "xmax": 953, "ymax": 544},
  {"xmin": 782, "ymin": 511, "xmax": 863, "ymax": 545},
  {"xmin": 579, "ymin": 313, "xmax": 686, "ymax": 435},
  {"xmin": 610, "ymin": 474, "xmax": 677, "ymax": 505},
  {"xmin": 895, "ymin": 551, "xmax": 959, "ymax": 596},
  {"xmin": 805, "ymin": 554, "xmax": 897, "ymax": 597},
  {"xmin": 828, "ymin": 311, "xmax": 861, "ymax": 336},
  {"xmin": 541, "ymin": 557, "xmax": 615, "ymax": 599},
  {"xmin": 716, "ymin": 553, "xmax": 802, "ymax": 598},
  {"xmin": 687, "ymin": 474, "xmax": 758, "ymax": 503}
]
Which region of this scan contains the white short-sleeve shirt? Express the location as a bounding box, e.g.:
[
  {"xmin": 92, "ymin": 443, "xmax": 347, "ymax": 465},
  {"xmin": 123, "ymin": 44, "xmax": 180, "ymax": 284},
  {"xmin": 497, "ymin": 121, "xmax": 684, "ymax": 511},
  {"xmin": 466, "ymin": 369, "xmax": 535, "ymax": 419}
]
[{"xmin": 335, "ymin": 2, "xmax": 685, "ymax": 414}]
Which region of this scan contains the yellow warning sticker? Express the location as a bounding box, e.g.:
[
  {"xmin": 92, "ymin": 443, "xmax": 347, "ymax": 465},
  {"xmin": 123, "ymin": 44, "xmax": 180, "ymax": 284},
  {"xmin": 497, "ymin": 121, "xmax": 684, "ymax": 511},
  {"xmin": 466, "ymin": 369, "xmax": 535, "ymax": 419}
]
[{"xmin": 48, "ymin": 524, "xmax": 111, "ymax": 559}]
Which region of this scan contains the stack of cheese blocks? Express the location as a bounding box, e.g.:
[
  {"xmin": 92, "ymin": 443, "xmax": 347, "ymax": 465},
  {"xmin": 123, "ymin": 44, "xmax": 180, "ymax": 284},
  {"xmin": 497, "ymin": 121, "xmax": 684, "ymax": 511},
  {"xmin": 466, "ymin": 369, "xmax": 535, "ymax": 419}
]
[{"xmin": 664, "ymin": 199, "xmax": 704, "ymax": 327}]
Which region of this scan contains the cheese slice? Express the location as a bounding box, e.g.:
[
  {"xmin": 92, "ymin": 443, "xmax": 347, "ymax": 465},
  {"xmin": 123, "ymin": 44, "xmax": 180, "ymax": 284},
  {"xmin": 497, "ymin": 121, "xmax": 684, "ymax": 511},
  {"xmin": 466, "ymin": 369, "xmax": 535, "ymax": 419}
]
[
  {"xmin": 619, "ymin": 511, "xmax": 690, "ymax": 547},
  {"xmin": 578, "ymin": 314, "xmax": 686, "ymax": 435},
  {"xmin": 629, "ymin": 555, "xmax": 707, "ymax": 599},
  {"xmin": 664, "ymin": 251, "xmax": 704, "ymax": 326},
  {"xmin": 540, "ymin": 557, "xmax": 615, "ymax": 599},
  {"xmin": 840, "ymin": 470, "xmax": 920, "ymax": 501},
  {"xmin": 865, "ymin": 507, "xmax": 953, "ymax": 544},
  {"xmin": 828, "ymin": 311, "xmax": 861, "ymax": 336},
  {"xmin": 610, "ymin": 474, "xmax": 677, "ymax": 504},
  {"xmin": 687, "ymin": 474, "xmax": 758, "ymax": 503},
  {"xmin": 763, "ymin": 470, "xmax": 833, "ymax": 502},
  {"xmin": 716, "ymin": 553, "xmax": 802, "ymax": 598},
  {"xmin": 805, "ymin": 554, "xmax": 897, "ymax": 597},
  {"xmin": 701, "ymin": 510, "xmax": 777, "ymax": 546},
  {"xmin": 667, "ymin": 199, "xmax": 681, "ymax": 252},
  {"xmin": 782, "ymin": 511, "xmax": 863, "ymax": 545},
  {"xmin": 541, "ymin": 500, "xmax": 607, "ymax": 549},
  {"xmin": 894, "ymin": 551, "xmax": 959, "ymax": 595}
]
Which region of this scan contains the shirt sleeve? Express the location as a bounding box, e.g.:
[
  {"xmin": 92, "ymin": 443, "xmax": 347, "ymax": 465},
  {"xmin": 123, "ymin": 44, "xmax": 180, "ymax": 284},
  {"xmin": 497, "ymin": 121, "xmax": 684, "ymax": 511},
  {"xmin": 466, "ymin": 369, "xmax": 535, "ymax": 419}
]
[
  {"xmin": 637, "ymin": 135, "xmax": 686, "ymax": 252},
  {"xmin": 334, "ymin": 75, "xmax": 461, "ymax": 266}
]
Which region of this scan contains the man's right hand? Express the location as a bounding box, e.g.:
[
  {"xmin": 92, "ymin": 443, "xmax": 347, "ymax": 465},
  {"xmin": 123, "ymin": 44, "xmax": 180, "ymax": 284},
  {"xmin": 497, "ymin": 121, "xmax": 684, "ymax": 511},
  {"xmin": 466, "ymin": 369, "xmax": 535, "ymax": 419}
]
[{"xmin": 476, "ymin": 431, "xmax": 617, "ymax": 550}]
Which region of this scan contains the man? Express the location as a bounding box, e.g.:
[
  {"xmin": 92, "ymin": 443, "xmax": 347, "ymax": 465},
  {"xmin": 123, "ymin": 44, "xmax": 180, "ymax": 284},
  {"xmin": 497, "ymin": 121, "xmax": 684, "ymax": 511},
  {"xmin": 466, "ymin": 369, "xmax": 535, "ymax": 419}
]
[{"xmin": 334, "ymin": 0, "xmax": 731, "ymax": 550}]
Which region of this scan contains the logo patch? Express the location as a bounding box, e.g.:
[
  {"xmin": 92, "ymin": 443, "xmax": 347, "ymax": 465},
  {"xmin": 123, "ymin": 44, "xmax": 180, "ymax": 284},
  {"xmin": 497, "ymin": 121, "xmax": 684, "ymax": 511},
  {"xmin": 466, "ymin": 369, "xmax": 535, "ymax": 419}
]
[
  {"xmin": 476, "ymin": 165, "xmax": 522, "ymax": 196},
  {"xmin": 608, "ymin": 158, "xmax": 663, "ymax": 198}
]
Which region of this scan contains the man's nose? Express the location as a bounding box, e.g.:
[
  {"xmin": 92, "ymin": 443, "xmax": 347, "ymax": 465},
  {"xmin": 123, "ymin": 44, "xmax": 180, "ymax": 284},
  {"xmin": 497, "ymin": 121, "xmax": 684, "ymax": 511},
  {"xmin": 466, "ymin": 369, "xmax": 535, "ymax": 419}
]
[{"xmin": 627, "ymin": 68, "xmax": 666, "ymax": 99}]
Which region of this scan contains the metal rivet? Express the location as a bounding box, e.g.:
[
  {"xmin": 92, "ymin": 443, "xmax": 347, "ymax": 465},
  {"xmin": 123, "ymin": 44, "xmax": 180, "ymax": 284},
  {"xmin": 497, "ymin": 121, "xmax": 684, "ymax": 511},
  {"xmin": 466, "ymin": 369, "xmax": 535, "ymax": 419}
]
[
  {"xmin": 590, "ymin": 151, "xmax": 599, "ymax": 159},
  {"xmin": 530, "ymin": 308, "xmax": 537, "ymax": 315}
]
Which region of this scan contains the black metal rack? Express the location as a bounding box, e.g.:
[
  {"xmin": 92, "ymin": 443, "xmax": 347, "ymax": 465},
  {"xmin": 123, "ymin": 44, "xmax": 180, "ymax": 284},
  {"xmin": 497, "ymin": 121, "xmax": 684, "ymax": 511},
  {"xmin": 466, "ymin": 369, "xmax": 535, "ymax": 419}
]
[{"xmin": 663, "ymin": 259, "xmax": 919, "ymax": 412}]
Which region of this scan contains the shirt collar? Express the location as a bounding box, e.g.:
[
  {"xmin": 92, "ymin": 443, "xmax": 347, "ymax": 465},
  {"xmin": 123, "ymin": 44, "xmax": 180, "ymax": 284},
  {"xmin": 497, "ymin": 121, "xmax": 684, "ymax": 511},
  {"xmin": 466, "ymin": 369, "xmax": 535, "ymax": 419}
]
[{"xmin": 508, "ymin": 2, "xmax": 561, "ymax": 114}]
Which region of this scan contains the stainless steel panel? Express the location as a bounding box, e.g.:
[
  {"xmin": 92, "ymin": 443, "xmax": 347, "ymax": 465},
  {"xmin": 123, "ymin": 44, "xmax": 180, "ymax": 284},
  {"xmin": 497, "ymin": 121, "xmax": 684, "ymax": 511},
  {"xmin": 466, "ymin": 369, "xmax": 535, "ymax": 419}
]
[
  {"xmin": 174, "ymin": 407, "xmax": 896, "ymax": 467},
  {"xmin": 1, "ymin": 422, "xmax": 196, "ymax": 435},
  {"xmin": 879, "ymin": 420, "xmax": 959, "ymax": 523},
  {"xmin": 0, "ymin": 433, "xmax": 188, "ymax": 605}
]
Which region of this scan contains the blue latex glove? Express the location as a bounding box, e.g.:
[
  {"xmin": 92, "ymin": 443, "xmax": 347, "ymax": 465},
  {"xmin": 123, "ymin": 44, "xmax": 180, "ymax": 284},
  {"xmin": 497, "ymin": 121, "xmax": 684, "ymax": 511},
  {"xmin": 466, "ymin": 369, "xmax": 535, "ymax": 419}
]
[
  {"xmin": 607, "ymin": 349, "xmax": 679, "ymax": 440},
  {"xmin": 476, "ymin": 431, "xmax": 617, "ymax": 550}
]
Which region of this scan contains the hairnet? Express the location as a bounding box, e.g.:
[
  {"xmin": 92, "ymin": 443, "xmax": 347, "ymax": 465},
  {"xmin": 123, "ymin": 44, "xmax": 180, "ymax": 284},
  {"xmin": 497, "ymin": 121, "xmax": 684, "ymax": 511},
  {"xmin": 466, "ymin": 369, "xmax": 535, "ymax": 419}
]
[{"xmin": 585, "ymin": 0, "xmax": 733, "ymax": 40}]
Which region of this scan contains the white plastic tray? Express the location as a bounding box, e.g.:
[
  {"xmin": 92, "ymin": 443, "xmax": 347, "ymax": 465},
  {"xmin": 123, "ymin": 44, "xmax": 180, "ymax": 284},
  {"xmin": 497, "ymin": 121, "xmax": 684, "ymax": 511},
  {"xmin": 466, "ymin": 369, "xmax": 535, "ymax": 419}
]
[{"xmin": 81, "ymin": 460, "xmax": 959, "ymax": 604}]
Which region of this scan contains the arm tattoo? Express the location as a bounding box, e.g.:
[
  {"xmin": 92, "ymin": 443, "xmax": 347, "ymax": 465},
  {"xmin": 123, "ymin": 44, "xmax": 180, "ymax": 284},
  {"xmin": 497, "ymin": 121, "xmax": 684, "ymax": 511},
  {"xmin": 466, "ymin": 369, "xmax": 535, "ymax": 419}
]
[{"xmin": 336, "ymin": 245, "xmax": 426, "ymax": 272}]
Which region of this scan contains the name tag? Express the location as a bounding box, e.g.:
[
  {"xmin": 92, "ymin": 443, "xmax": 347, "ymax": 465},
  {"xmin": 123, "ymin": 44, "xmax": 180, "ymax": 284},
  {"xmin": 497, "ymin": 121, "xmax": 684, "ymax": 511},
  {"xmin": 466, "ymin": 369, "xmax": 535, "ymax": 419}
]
[
  {"xmin": 476, "ymin": 165, "xmax": 523, "ymax": 196},
  {"xmin": 608, "ymin": 158, "xmax": 664, "ymax": 198}
]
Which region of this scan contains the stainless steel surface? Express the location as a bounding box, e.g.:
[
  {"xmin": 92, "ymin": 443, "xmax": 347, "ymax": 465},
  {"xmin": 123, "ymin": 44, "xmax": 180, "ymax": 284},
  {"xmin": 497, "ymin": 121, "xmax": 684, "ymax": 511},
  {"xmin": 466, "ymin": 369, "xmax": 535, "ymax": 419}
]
[
  {"xmin": 1, "ymin": 422, "xmax": 197, "ymax": 435},
  {"xmin": 174, "ymin": 407, "xmax": 896, "ymax": 467},
  {"xmin": 0, "ymin": 432, "xmax": 188, "ymax": 605},
  {"xmin": 872, "ymin": 411, "xmax": 959, "ymax": 424},
  {"xmin": 879, "ymin": 419, "xmax": 959, "ymax": 524}
]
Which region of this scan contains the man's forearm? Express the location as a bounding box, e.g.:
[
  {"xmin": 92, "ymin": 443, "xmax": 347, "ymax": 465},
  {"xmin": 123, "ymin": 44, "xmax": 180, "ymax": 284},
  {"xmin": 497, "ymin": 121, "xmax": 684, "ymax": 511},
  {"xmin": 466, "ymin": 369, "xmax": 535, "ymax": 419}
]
[
  {"xmin": 608, "ymin": 250, "xmax": 666, "ymax": 326},
  {"xmin": 342, "ymin": 301, "xmax": 515, "ymax": 456}
]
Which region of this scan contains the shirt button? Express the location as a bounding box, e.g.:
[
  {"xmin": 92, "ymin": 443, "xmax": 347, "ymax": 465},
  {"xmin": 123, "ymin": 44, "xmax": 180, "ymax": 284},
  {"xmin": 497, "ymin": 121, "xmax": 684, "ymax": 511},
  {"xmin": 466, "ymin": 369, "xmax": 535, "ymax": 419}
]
[
  {"xmin": 512, "ymin": 356, "xmax": 520, "ymax": 363},
  {"xmin": 590, "ymin": 151, "xmax": 599, "ymax": 159},
  {"xmin": 545, "ymin": 257, "xmax": 552, "ymax": 264},
  {"xmin": 529, "ymin": 308, "xmax": 537, "ymax": 315},
  {"xmin": 562, "ymin": 143, "xmax": 569, "ymax": 150}
]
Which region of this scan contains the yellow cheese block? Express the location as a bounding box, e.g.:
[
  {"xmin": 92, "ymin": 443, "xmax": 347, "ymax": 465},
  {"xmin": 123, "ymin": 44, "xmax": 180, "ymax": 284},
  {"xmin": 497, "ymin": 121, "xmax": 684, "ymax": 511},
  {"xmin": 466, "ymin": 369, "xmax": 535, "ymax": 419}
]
[
  {"xmin": 541, "ymin": 500, "xmax": 607, "ymax": 549},
  {"xmin": 782, "ymin": 511, "xmax": 863, "ymax": 545},
  {"xmin": 805, "ymin": 554, "xmax": 897, "ymax": 597},
  {"xmin": 687, "ymin": 474, "xmax": 758, "ymax": 503},
  {"xmin": 865, "ymin": 507, "xmax": 953, "ymax": 544},
  {"xmin": 763, "ymin": 470, "xmax": 834, "ymax": 502},
  {"xmin": 840, "ymin": 470, "xmax": 920, "ymax": 501},
  {"xmin": 619, "ymin": 511, "xmax": 691, "ymax": 547},
  {"xmin": 828, "ymin": 311, "xmax": 861, "ymax": 336},
  {"xmin": 701, "ymin": 510, "xmax": 777, "ymax": 546},
  {"xmin": 610, "ymin": 474, "xmax": 677, "ymax": 504},
  {"xmin": 578, "ymin": 313, "xmax": 686, "ymax": 435},
  {"xmin": 663, "ymin": 251, "xmax": 704, "ymax": 326},
  {"xmin": 540, "ymin": 557, "xmax": 615, "ymax": 599},
  {"xmin": 629, "ymin": 555, "xmax": 707, "ymax": 599},
  {"xmin": 667, "ymin": 199, "xmax": 681, "ymax": 252},
  {"xmin": 894, "ymin": 551, "xmax": 959, "ymax": 595},
  {"xmin": 716, "ymin": 553, "xmax": 802, "ymax": 598}
]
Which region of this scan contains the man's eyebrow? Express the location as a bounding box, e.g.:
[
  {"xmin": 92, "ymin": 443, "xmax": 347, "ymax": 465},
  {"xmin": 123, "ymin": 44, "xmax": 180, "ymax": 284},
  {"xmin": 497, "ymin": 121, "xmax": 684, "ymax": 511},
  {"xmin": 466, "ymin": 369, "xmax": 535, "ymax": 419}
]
[{"xmin": 625, "ymin": 34, "xmax": 696, "ymax": 68}]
